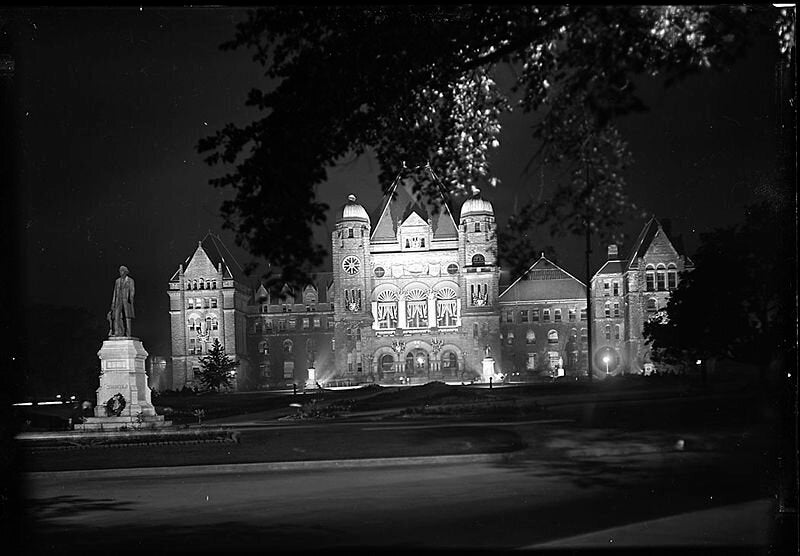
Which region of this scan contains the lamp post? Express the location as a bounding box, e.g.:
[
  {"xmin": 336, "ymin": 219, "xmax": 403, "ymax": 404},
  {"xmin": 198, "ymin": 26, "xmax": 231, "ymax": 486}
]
[{"xmin": 603, "ymin": 355, "xmax": 610, "ymax": 377}]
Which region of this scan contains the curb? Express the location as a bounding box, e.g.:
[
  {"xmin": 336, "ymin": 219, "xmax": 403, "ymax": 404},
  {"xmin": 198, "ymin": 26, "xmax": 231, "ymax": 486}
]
[{"xmin": 23, "ymin": 452, "xmax": 515, "ymax": 480}]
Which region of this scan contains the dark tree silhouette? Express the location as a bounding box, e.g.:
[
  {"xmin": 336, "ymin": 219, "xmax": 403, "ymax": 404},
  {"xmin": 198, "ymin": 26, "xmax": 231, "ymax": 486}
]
[
  {"xmin": 197, "ymin": 339, "xmax": 239, "ymax": 392},
  {"xmin": 198, "ymin": 6, "xmax": 792, "ymax": 294},
  {"xmin": 644, "ymin": 190, "xmax": 796, "ymax": 385}
]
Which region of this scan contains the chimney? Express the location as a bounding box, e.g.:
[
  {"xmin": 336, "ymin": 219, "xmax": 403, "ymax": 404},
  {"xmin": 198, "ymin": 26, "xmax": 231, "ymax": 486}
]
[{"xmin": 607, "ymin": 244, "xmax": 619, "ymax": 260}]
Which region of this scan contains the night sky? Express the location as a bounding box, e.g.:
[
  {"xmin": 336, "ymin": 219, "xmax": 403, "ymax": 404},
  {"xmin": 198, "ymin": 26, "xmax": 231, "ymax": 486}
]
[{"xmin": 5, "ymin": 7, "xmax": 787, "ymax": 357}]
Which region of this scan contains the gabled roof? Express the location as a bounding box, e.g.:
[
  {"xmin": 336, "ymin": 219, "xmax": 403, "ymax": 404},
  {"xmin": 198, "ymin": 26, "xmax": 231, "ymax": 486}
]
[
  {"xmin": 370, "ymin": 172, "xmax": 458, "ymax": 242},
  {"xmin": 593, "ymin": 259, "xmax": 626, "ymax": 277},
  {"xmin": 253, "ymin": 271, "xmax": 335, "ymax": 304},
  {"xmin": 626, "ymin": 217, "xmax": 692, "ymax": 270},
  {"xmin": 499, "ymin": 255, "xmax": 586, "ymax": 302},
  {"xmin": 170, "ymin": 232, "xmax": 246, "ymax": 282}
]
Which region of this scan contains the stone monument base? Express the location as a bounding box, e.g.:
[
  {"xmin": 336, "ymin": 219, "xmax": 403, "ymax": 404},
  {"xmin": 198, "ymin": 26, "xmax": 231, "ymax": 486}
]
[
  {"xmin": 78, "ymin": 336, "xmax": 171, "ymax": 431},
  {"xmin": 482, "ymin": 357, "xmax": 496, "ymax": 382}
]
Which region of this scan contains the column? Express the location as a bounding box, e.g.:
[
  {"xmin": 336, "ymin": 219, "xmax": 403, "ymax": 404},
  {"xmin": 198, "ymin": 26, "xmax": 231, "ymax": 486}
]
[
  {"xmin": 427, "ymin": 292, "xmax": 437, "ymax": 328},
  {"xmin": 397, "ymin": 293, "xmax": 406, "ymax": 329}
]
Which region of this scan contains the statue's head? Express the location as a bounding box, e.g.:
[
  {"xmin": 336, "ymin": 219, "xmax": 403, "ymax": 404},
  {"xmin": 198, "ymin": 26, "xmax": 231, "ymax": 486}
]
[{"xmin": 119, "ymin": 265, "xmax": 129, "ymax": 277}]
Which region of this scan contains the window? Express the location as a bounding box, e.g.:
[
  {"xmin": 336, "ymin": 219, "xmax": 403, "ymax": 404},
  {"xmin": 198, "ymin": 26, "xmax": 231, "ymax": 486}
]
[
  {"xmin": 314, "ymin": 317, "xmax": 321, "ymax": 328},
  {"xmin": 374, "ymin": 266, "xmax": 385, "ymax": 278},
  {"xmin": 547, "ymin": 330, "xmax": 559, "ymax": 344},
  {"xmin": 603, "ymin": 282, "xmax": 610, "ymax": 296},
  {"xmin": 288, "ymin": 318, "xmax": 296, "ymax": 329},
  {"xmin": 532, "ymin": 309, "xmax": 540, "ymax": 322},
  {"xmin": 376, "ymin": 289, "xmax": 399, "ymax": 329},
  {"xmin": 667, "ymin": 264, "xmax": 678, "ymax": 289},
  {"xmin": 442, "ymin": 352, "xmax": 458, "ymax": 371},
  {"xmin": 211, "ymin": 298, "xmax": 217, "ymax": 308},
  {"xmin": 506, "ymin": 331, "xmax": 514, "ymax": 345},
  {"xmin": 614, "ymin": 325, "xmax": 621, "ymax": 340},
  {"xmin": 192, "ymin": 366, "xmax": 200, "ymax": 378},
  {"xmin": 342, "ymin": 256, "xmax": 360, "ymax": 275},
  {"xmin": 327, "ymin": 318, "xmax": 334, "ymax": 329},
  {"xmin": 646, "ymin": 265, "xmax": 655, "ymax": 291},
  {"xmin": 605, "ymin": 325, "xmax": 611, "ymax": 340},
  {"xmin": 187, "ymin": 299, "xmax": 194, "ymax": 309},
  {"xmin": 405, "ymin": 288, "xmax": 428, "ymax": 328},
  {"xmin": 526, "ymin": 330, "xmax": 536, "ymax": 344},
  {"xmin": 302, "ymin": 318, "xmax": 309, "ymax": 329},
  {"xmin": 255, "ymin": 321, "xmax": 263, "ymax": 334},
  {"xmin": 543, "ymin": 309, "xmax": 550, "ymax": 322},
  {"xmin": 202, "ymin": 298, "xmax": 208, "ymax": 308},
  {"xmin": 470, "ymin": 283, "xmax": 488, "ymax": 306},
  {"xmin": 211, "ymin": 319, "xmax": 218, "ymax": 331},
  {"xmin": 646, "ymin": 298, "xmax": 658, "ymax": 312},
  {"xmin": 277, "ymin": 320, "xmax": 286, "ymax": 332},
  {"xmin": 569, "ymin": 308, "xmax": 576, "ymax": 322},
  {"xmin": 447, "ymin": 263, "xmax": 459, "ymax": 275},
  {"xmin": 554, "ymin": 309, "xmax": 562, "ymax": 322},
  {"xmin": 613, "ymin": 282, "xmax": 619, "ymax": 296},
  {"xmin": 473, "ymin": 323, "xmax": 479, "ymax": 338},
  {"xmin": 580, "ymin": 328, "xmax": 588, "ymax": 345},
  {"xmin": 580, "ymin": 308, "xmax": 587, "ymax": 321},
  {"xmin": 283, "ymin": 339, "xmax": 293, "ymax": 355},
  {"xmin": 211, "ymin": 281, "xmax": 216, "ymax": 289},
  {"xmin": 188, "ymin": 338, "xmax": 196, "ymax": 355},
  {"xmin": 471, "ymin": 254, "xmax": 485, "ymax": 267},
  {"xmin": 259, "ymin": 341, "xmax": 269, "ymax": 355},
  {"xmin": 656, "ymin": 264, "xmax": 666, "ymax": 291},
  {"xmin": 520, "ymin": 310, "xmax": 528, "ymax": 323},
  {"xmin": 613, "ymin": 302, "xmax": 620, "ymax": 317},
  {"xmin": 265, "ymin": 320, "xmax": 273, "ymax": 333},
  {"xmin": 505, "ymin": 310, "xmax": 513, "ymax": 323},
  {"xmin": 604, "ymin": 302, "xmax": 611, "ymax": 318},
  {"xmin": 200, "ymin": 279, "xmax": 205, "ymax": 290},
  {"xmin": 526, "ymin": 353, "xmax": 537, "ymax": 370},
  {"xmin": 348, "ymin": 228, "xmax": 354, "ymax": 238},
  {"xmin": 436, "ymin": 287, "xmax": 458, "ymax": 327}
]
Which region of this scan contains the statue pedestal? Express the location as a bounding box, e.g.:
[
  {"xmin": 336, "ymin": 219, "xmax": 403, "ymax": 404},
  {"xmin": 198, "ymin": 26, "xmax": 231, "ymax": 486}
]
[
  {"xmin": 482, "ymin": 357, "xmax": 496, "ymax": 382},
  {"xmin": 78, "ymin": 337, "xmax": 169, "ymax": 431}
]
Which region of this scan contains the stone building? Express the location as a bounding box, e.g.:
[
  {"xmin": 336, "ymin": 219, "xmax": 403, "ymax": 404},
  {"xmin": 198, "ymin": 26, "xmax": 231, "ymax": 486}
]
[
  {"xmin": 330, "ymin": 176, "xmax": 501, "ymax": 385},
  {"xmin": 498, "ymin": 255, "xmax": 588, "ymax": 380},
  {"xmin": 167, "ymin": 235, "xmax": 251, "ymax": 390},
  {"xmin": 168, "ymin": 191, "xmax": 691, "ymax": 389}
]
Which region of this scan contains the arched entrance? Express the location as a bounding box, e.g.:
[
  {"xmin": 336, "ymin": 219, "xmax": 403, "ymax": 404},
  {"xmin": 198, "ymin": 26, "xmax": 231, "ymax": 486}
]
[{"xmin": 405, "ymin": 349, "xmax": 429, "ymax": 382}]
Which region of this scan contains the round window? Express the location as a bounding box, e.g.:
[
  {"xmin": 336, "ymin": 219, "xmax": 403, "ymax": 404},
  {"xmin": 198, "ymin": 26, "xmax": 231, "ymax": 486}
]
[
  {"xmin": 447, "ymin": 263, "xmax": 458, "ymax": 275},
  {"xmin": 342, "ymin": 256, "xmax": 361, "ymax": 275},
  {"xmin": 374, "ymin": 266, "xmax": 385, "ymax": 278}
]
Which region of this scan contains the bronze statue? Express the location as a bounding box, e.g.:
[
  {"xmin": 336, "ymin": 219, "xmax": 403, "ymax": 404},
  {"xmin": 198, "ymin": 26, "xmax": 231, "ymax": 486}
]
[{"xmin": 110, "ymin": 265, "xmax": 135, "ymax": 337}]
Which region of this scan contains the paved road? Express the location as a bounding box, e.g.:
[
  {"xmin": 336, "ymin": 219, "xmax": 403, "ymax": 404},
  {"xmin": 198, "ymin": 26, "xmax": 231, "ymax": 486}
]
[{"xmin": 23, "ymin": 435, "xmax": 778, "ymax": 552}]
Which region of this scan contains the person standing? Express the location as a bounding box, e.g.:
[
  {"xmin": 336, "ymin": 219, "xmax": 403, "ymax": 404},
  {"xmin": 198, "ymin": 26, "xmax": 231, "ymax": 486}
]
[{"xmin": 111, "ymin": 265, "xmax": 135, "ymax": 337}]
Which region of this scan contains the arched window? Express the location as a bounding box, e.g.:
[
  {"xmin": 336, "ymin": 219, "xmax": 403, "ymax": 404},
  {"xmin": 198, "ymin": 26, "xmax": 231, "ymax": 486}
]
[
  {"xmin": 436, "ymin": 287, "xmax": 458, "ymax": 327},
  {"xmin": 506, "ymin": 331, "xmax": 515, "ymax": 345},
  {"xmin": 471, "ymin": 254, "xmax": 485, "ymax": 266},
  {"xmin": 547, "ymin": 330, "xmax": 559, "ymax": 344},
  {"xmin": 283, "ymin": 339, "xmax": 293, "ymax": 355},
  {"xmin": 614, "ymin": 325, "xmax": 621, "ymax": 340},
  {"xmin": 656, "ymin": 264, "xmax": 667, "ymax": 291},
  {"xmin": 605, "ymin": 324, "xmax": 611, "ymax": 340},
  {"xmin": 645, "ymin": 265, "xmax": 655, "ymax": 291},
  {"xmin": 474, "ymin": 222, "xmax": 481, "ymax": 232},
  {"xmin": 442, "ymin": 352, "xmax": 458, "ymax": 372},
  {"xmin": 646, "ymin": 298, "xmax": 658, "ymax": 312},
  {"xmin": 376, "ymin": 289, "xmax": 399, "ymax": 329},
  {"xmin": 405, "ymin": 288, "xmax": 428, "ymax": 328},
  {"xmin": 200, "ymin": 279, "xmax": 205, "ymax": 290},
  {"xmin": 380, "ymin": 354, "xmax": 394, "ymax": 372},
  {"xmin": 258, "ymin": 340, "xmax": 269, "ymax": 355},
  {"xmin": 526, "ymin": 330, "xmax": 536, "ymax": 344},
  {"xmin": 667, "ymin": 263, "xmax": 678, "ymax": 289},
  {"xmin": 554, "ymin": 308, "xmax": 562, "ymax": 322}
]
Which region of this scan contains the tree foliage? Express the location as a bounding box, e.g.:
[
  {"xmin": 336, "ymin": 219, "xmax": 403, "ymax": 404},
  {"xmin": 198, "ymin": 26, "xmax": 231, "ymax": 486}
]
[
  {"xmin": 198, "ymin": 5, "xmax": 791, "ymax": 290},
  {"xmin": 197, "ymin": 339, "xmax": 239, "ymax": 392},
  {"xmin": 644, "ymin": 188, "xmax": 796, "ymax": 380}
]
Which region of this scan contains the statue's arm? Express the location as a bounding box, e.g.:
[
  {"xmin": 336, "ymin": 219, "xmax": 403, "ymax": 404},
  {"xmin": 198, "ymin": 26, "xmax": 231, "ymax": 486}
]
[{"xmin": 130, "ymin": 278, "xmax": 135, "ymax": 302}]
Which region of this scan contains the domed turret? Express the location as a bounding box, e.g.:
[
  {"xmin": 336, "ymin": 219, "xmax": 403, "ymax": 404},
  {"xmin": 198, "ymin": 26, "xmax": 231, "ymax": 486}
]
[
  {"xmin": 460, "ymin": 189, "xmax": 494, "ymax": 218},
  {"xmin": 338, "ymin": 194, "xmax": 370, "ymax": 225}
]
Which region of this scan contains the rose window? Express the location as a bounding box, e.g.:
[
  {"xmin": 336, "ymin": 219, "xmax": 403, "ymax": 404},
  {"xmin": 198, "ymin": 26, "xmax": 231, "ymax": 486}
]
[{"xmin": 342, "ymin": 256, "xmax": 360, "ymax": 275}]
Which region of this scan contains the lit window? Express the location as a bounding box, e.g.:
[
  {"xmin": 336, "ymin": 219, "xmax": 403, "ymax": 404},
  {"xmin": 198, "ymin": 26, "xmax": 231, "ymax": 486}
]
[
  {"xmin": 187, "ymin": 299, "xmax": 194, "ymax": 309},
  {"xmin": 526, "ymin": 330, "xmax": 536, "ymax": 344},
  {"xmin": 646, "ymin": 265, "xmax": 655, "ymax": 291},
  {"xmin": 302, "ymin": 318, "xmax": 309, "ymax": 329},
  {"xmin": 554, "ymin": 309, "xmax": 562, "ymax": 322},
  {"xmin": 547, "ymin": 330, "xmax": 559, "ymax": 344},
  {"xmin": 506, "ymin": 331, "xmax": 514, "ymax": 345},
  {"xmin": 314, "ymin": 317, "xmax": 321, "ymax": 328},
  {"xmin": 520, "ymin": 310, "xmax": 528, "ymax": 323},
  {"xmin": 646, "ymin": 298, "xmax": 658, "ymax": 312},
  {"xmin": 283, "ymin": 339, "xmax": 293, "ymax": 355},
  {"xmin": 526, "ymin": 353, "xmax": 537, "ymax": 370}
]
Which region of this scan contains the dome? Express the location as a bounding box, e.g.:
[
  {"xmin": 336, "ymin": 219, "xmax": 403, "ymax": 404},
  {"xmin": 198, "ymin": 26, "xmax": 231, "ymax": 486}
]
[
  {"xmin": 460, "ymin": 190, "xmax": 494, "ymax": 218},
  {"xmin": 339, "ymin": 194, "xmax": 370, "ymax": 224}
]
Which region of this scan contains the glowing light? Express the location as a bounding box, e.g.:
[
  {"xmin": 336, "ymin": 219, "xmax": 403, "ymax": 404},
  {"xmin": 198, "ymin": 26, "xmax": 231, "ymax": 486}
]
[
  {"xmin": 12, "ymin": 402, "xmax": 33, "ymax": 406},
  {"xmin": 56, "ymin": 394, "xmax": 61, "ymax": 399},
  {"xmin": 696, "ymin": 359, "xmax": 702, "ymax": 365}
]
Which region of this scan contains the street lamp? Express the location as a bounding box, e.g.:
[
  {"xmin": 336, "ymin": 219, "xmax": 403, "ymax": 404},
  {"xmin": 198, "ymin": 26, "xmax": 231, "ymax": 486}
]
[{"xmin": 603, "ymin": 355, "xmax": 610, "ymax": 377}]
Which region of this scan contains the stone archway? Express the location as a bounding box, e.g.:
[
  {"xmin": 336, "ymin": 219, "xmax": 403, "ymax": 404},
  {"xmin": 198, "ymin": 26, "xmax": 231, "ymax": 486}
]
[{"xmin": 405, "ymin": 349, "xmax": 430, "ymax": 382}]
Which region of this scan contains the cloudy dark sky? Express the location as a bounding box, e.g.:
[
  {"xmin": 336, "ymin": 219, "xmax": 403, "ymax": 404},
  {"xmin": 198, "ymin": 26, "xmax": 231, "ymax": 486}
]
[{"xmin": 4, "ymin": 7, "xmax": 789, "ymax": 357}]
